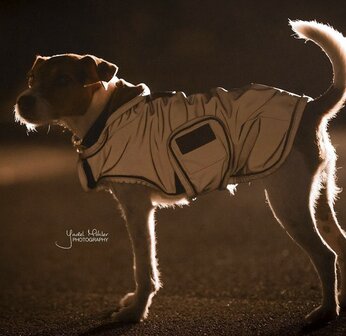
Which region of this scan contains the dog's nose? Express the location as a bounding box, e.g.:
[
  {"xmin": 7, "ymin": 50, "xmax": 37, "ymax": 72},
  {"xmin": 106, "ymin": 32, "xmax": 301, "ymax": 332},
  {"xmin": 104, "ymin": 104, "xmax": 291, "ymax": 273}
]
[{"xmin": 17, "ymin": 94, "xmax": 36, "ymax": 112}]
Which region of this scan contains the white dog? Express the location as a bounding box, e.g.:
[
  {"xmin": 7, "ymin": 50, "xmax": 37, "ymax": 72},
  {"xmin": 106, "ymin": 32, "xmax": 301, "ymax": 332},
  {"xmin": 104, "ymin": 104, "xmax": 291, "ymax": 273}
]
[{"xmin": 15, "ymin": 20, "xmax": 346, "ymax": 328}]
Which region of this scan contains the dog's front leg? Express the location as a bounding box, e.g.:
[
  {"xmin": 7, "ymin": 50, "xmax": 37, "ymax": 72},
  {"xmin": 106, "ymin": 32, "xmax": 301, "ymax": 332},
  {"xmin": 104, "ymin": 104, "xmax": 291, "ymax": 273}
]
[{"xmin": 110, "ymin": 183, "xmax": 160, "ymax": 323}]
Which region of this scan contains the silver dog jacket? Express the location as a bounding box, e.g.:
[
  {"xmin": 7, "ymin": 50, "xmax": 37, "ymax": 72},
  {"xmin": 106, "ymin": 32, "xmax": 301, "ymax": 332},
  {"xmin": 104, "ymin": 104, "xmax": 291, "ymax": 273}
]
[{"xmin": 78, "ymin": 83, "xmax": 308, "ymax": 197}]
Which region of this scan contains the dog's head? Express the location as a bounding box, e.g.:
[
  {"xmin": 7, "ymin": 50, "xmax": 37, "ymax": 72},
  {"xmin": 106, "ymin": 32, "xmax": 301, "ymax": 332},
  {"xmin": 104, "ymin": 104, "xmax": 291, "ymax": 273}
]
[{"xmin": 15, "ymin": 54, "xmax": 118, "ymax": 129}]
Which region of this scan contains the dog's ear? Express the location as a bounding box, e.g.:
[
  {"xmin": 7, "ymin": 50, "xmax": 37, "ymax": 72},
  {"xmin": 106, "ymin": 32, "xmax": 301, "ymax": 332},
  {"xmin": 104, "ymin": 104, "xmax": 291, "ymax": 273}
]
[
  {"xmin": 32, "ymin": 55, "xmax": 48, "ymax": 70},
  {"xmin": 79, "ymin": 55, "xmax": 118, "ymax": 85}
]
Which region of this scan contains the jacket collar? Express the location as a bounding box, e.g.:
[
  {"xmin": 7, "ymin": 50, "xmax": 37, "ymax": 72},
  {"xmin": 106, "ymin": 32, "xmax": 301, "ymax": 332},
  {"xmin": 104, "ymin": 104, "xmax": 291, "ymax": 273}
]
[{"xmin": 72, "ymin": 79, "xmax": 148, "ymax": 151}]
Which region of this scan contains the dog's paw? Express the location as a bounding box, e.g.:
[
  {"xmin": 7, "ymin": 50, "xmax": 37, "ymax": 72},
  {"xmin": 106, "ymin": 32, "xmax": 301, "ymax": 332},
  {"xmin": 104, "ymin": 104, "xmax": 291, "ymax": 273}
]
[
  {"xmin": 119, "ymin": 292, "xmax": 136, "ymax": 308},
  {"xmin": 112, "ymin": 290, "xmax": 156, "ymax": 323},
  {"xmin": 304, "ymin": 305, "xmax": 339, "ymax": 330},
  {"xmin": 111, "ymin": 304, "xmax": 146, "ymax": 323}
]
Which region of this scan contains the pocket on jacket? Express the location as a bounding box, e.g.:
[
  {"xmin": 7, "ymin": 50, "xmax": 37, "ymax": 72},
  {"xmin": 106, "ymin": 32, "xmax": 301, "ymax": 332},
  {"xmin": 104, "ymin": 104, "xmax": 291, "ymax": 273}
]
[{"xmin": 168, "ymin": 117, "xmax": 231, "ymax": 196}]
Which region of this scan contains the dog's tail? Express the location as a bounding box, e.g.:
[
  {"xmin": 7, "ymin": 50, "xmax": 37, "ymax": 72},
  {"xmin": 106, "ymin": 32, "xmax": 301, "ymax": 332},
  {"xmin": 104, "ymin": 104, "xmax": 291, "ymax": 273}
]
[{"xmin": 290, "ymin": 20, "xmax": 346, "ymax": 119}]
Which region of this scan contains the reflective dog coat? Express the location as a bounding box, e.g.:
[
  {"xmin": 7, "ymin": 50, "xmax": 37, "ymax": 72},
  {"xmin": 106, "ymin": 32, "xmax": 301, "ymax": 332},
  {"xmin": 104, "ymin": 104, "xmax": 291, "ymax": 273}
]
[{"xmin": 78, "ymin": 83, "xmax": 308, "ymax": 198}]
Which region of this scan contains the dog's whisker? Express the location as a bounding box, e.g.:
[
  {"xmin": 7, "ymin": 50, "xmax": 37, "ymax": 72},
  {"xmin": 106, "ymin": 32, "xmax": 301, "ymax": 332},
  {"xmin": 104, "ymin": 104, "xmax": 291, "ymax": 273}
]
[{"xmin": 13, "ymin": 105, "xmax": 37, "ymax": 132}]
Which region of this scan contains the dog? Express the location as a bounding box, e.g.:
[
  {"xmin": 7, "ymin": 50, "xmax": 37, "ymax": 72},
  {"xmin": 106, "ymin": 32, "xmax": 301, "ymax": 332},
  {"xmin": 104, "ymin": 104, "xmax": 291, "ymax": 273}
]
[{"xmin": 15, "ymin": 20, "xmax": 346, "ymax": 328}]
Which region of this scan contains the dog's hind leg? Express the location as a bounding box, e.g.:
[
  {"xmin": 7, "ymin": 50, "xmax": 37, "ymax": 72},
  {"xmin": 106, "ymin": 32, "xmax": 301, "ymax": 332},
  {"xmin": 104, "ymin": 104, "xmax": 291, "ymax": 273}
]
[
  {"xmin": 314, "ymin": 167, "xmax": 346, "ymax": 310},
  {"xmin": 110, "ymin": 183, "xmax": 161, "ymax": 323},
  {"xmin": 263, "ymin": 149, "xmax": 339, "ymax": 327}
]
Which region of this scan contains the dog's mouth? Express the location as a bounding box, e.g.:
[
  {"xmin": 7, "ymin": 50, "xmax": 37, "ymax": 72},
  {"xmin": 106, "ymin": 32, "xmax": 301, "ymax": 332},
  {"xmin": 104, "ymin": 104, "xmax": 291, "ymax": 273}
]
[{"xmin": 14, "ymin": 104, "xmax": 38, "ymax": 132}]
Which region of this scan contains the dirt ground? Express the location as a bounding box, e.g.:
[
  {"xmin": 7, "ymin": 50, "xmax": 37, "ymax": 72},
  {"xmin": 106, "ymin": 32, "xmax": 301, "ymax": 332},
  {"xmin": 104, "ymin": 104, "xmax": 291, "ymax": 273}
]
[{"xmin": 2, "ymin": 128, "xmax": 346, "ymax": 335}]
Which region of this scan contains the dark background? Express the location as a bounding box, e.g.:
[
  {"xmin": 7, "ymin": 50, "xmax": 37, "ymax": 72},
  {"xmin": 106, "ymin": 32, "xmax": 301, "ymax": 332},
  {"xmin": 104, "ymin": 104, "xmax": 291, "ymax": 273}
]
[
  {"xmin": 1, "ymin": 0, "xmax": 346, "ymax": 124},
  {"xmin": 2, "ymin": 1, "xmax": 346, "ymax": 335}
]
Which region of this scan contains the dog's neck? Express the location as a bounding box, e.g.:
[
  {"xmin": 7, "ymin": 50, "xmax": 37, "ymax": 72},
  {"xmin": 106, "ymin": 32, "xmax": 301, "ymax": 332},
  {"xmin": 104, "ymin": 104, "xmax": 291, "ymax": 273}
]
[{"xmin": 60, "ymin": 77, "xmax": 118, "ymax": 140}]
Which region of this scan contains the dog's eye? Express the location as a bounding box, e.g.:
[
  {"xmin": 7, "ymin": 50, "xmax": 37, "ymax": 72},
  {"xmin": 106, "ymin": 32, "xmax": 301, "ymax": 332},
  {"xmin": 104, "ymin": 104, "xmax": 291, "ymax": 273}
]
[{"xmin": 56, "ymin": 75, "xmax": 72, "ymax": 86}]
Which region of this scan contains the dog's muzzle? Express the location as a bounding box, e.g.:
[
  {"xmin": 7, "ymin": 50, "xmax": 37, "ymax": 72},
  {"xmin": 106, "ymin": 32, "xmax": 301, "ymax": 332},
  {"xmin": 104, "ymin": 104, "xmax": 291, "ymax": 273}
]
[{"xmin": 16, "ymin": 94, "xmax": 36, "ymax": 119}]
